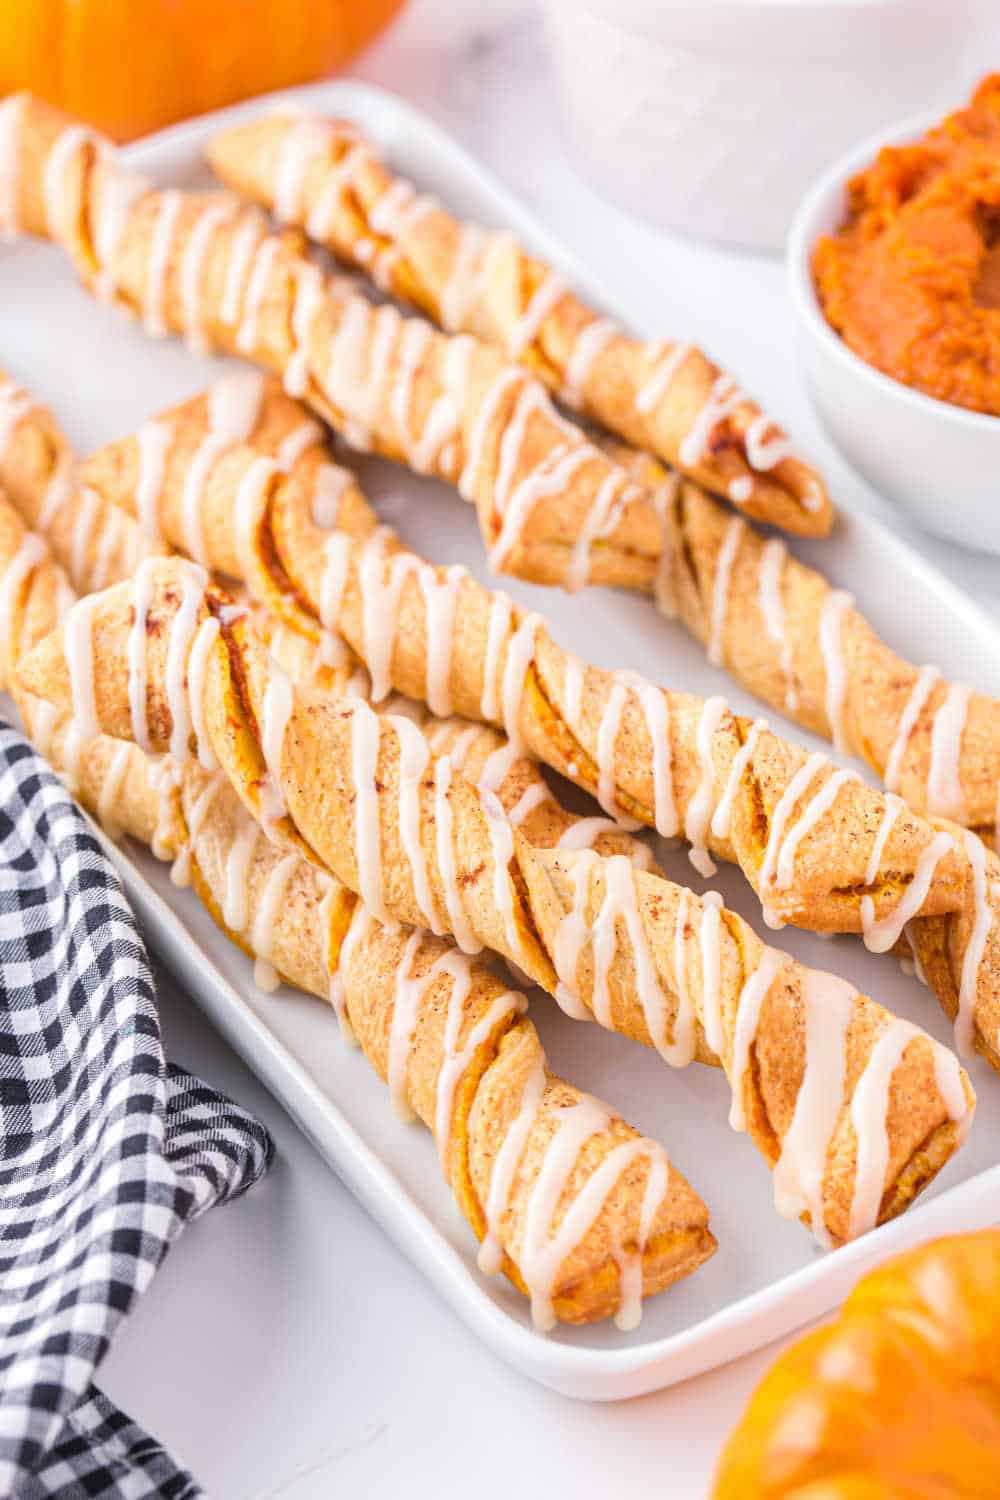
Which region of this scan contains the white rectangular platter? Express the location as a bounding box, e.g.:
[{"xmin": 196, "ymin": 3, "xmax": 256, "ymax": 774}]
[{"xmin": 3, "ymin": 80, "xmax": 1000, "ymax": 1403}]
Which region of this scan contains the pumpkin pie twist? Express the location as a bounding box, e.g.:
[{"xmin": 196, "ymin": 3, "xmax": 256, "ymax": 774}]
[
  {"xmin": 16, "ymin": 556, "xmax": 977, "ymax": 1249},
  {"xmin": 0, "ymin": 494, "xmax": 715, "ymax": 1332},
  {"xmin": 62, "ymin": 375, "xmax": 1000, "ymax": 1071},
  {"xmin": 10, "ymin": 103, "xmax": 999, "ymax": 845},
  {"xmin": 204, "ymin": 106, "xmax": 831, "ymax": 536}
]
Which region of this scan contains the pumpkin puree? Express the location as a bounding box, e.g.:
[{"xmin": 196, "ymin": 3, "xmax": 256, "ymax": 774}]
[{"xmin": 813, "ymin": 74, "xmax": 1000, "ymax": 416}]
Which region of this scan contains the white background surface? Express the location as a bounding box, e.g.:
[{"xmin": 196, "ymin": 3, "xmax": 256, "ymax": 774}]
[{"xmin": 88, "ymin": 1, "xmax": 999, "ymax": 1495}]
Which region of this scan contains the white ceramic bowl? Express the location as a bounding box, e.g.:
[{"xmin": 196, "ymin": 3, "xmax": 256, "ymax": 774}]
[
  {"xmin": 542, "ymin": 0, "xmax": 993, "ymax": 252},
  {"xmin": 788, "ymin": 113, "xmax": 1000, "ymax": 557}
]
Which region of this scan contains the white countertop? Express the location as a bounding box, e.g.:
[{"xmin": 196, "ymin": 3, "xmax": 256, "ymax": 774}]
[{"xmin": 97, "ymin": 3, "xmax": 1000, "ymax": 1495}]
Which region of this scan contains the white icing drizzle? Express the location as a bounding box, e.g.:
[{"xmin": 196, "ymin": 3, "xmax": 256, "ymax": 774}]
[
  {"xmin": 235, "ymin": 236, "xmax": 280, "ymax": 354},
  {"xmin": 861, "ymin": 830, "xmax": 955, "ymax": 955},
  {"xmin": 819, "ymin": 589, "xmax": 855, "ymax": 753},
  {"xmin": 274, "ymin": 118, "xmax": 331, "ymax": 223},
  {"xmin": 186, "ymin": 616, "xmax": 221, "ymax": 772},
  {"xmin": 565, "ymin": 471, "xmax": 627, "ymax": 594},
  {"xmin": 276, "ymin": 420, "xmax": 322, "ymax": 474},
  {"xmin": 357, "ymin": 529, "xmax": 416, "ymax": 702},
  {"xmin": 419, "ymin": 564, "xmax": 464, "ymax": 717},
  {"xmin": 679, "ymin": 375, "xmax": 742, "ymax": 469},
  {"xmin": 181, "ymin": 371, "xmax": 266, "ymax": 566},
  {"xmin": 90, "ymin": 504, "xmax": 124, "ymax": 592},
  {"xmin": 126, "ymin": 557, "xmax": 157, "ymax": 753},
  {"xmin": 620, "ymin": 672, "xmax": 677, "ymax": 838},
  {"xmin": 478, "ymin": 1056, "xmax": 546, "ymax": 1275},
  {"xmin": 440, "ymin": 223, "xmax": 487, "ymax": 332},
  {"xmin": 0, "ymin": 532, "xmax": 46, "ymax": 676},
  {"xmin": 758, "ymin": 752, "xmax": 827, "ymax": 920},
  {"xmin": 307, "ymin": 141, "xmax": 370, "ymax": 241},
  {"xmin": 251, "ymin": 852, "xmax": 299, "ymax": 991},
  {"xmin": 507, "ymin": 273, "xmax": 568, "ymax": 358},
  {"xmin": 180, "ymin": 199, "xmax": 235, "ymax": 351},
  {"xmin": 220, "ymin": 210, "xmax": 264, "ymax": 326},
  {"xmin": 552, "ymin": 851, "xmax": 598, "ymax": 1020},
  {"xmin": 480, "ymin": 592, "xmax": 512, "ymax": 723},
  {"xmin": 37, "ymin": 453, "xmax": 74, "ymax": 533},
  {"xmin": 284, "ymin": 263, "xmax": 325, "ymax": 399},
  {"xmin": 222, "ymin": 816, "xmax": 259, "ymax": 932},
  {"xmin": 63, "ymin": 595, "xmax": 101, "ymax": 742},
  {"xmin": 927, "ymin": 682, "xmax": 971, "ymax": 823},
  {"xmin": 412, "ymin": 335, "xmax": 472, "ymax": 476},
  {"xmin": 884, "ymin": 665, "xmax": 940, "ymax": 792},
  {"xmin": 318, "ymin": 531, "xmax": 352, "ymax": 639},
  {"xmin": 433, "ymin": 754, "xmax": 481, "ymax": 954},
  {"xmin": 636, "ymin": 343, "xmax": 692, "ymax": 417},
  {"xmin": 729, "ymin": 948, "xmax": 787, "ymax": 1131},
  {"xmin": 389, "ymin": 713, "xmax": 439, "ymax": 934},
  {"xmin": 956, "ymin": 830, "xmax": 993, "ymax": 1056},
  {"xmin": 520, "ymin": 1098, "xmax": 648, "ymax": 1332},
  {"xmin": 745, "ymin": 414, "xmax": 795, "ymax": 472},
  {"xmin": 165, "ymin": 562, "xmax": 209, "ymax": 763},
  {"xmin": 96, "ymin": 742, "xmax": 132, "ymax": 841},
  {"xmin": 43, "ymin": 125, "xmax": 92, "ymax": 242},
  {"xmin": 458, "ymin": 368, "xmax": 526, "ymax": 502},
  {"xmin": 773, "ymin": 970, "xmax": 855, "ymax": 1247},
  {"xmin": 93, "ymin": 167, "xmax": 148, "ymax": 302},
  {"xmin": 490, "ymin": 445, "xmax": 592, "ymax": 574},
  {"xmin": 310, "ymin": 464, "xmax": 353, "ymax": 529},
  {"xmin": 507, "ymin": 782, "xmax": 550, "ymax": 827},
  {"xmin": 774, "ymin": 768, "xmax": 858, "ymax": 893},
  {"xmin": 0, "ymin": 94, "xmax": 26, "ymax": 238},
  {"xmin": 499, "ymin": 612, "xmax": 541, "ymax": 755},
  {"xmin": 728, "ymin": 477, "xmax": 753, "ymax": 504},
  {"xmin": 386, "ymin": 928, "xmax": 425, "ymax": 1121},
  {"xmin": 594, "ymin": 855, "xmax": 684, "ymax": 1064},
  {"xmin": 707, "ymin": 516, "xmax": 744, "ymax": 666},
  {"xmin": 685, "ymin": 695, "xmax": 729, "ymax": 877},
  {"xmin": 562, "ymin": 318, "xmax": 616, "ymax": 410},
  {"xmin": 233, "ymin": 455, "xmax": 279, "ymax": 577},
  {"xmin": 864, "ymin": 793, "xmax": 904, "ymax": 889},
  {"xmin": 670, "ymin": 890, "xmax": 699, "ymax": 1068},
  {"xmin": 135, "ymin": 421, "xmax": 173, "ymax": 546},
  {"xmin": 711, "ymin": 718, "xmax": 767, "ymax": 844},
  {"xmin": 434, "ymin": 956, "xmax": 523, "ymax": 1166},
  {"xmin": 698, "ymin": 890, "xmax": 725, "ymax": 1058},
  {"xmin": 757, "ymin": 539, "xmax": 797, "ymax": 711},
  {"xmin": 390, "ymin": 317, "xmax": 433, "ymax": 457},
  {"xmin": 480, "ymin": 787, "xmax": 523, "ymax": 963},
  {"xmin": 59, "ymin": 719, "xmax": 86, "ymax": 794},
  {"xmin": 258, "ymin": 658, "xmax": 293, "ymax": 837},
  {"xmin": 846, "ymin": 1019, "xmax": 917, "ymax": 1241},
  {"xmin": 143, "ymin": 189, "xmax": 183, "ymax": 337}
]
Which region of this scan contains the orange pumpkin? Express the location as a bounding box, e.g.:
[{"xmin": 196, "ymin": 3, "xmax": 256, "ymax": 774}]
[
  {"xmin": 713, "ymin": 1231, "xmax": 1000, "ymax": 1499},
  {"xmin": 0, "ymin": 0, "xmax": 405, "ymax": 142}
]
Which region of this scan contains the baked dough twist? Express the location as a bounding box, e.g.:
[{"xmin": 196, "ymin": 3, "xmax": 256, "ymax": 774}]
[
  {"xmin": 0, "ymin": 481, "xmax": 713, "ymax": 1332},
  {"xmin": 15, "ymin": 557, "xmax": 976, "ymax": 1248},
  {"xmin": 204, "ymin": 106, "xmax": 831, "ymax": 536}
]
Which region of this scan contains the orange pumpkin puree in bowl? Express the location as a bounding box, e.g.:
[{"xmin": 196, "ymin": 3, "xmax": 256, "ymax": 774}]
[{"xmin": 813, "ymin": 74, "xmax": 1000, "ymax": 417}]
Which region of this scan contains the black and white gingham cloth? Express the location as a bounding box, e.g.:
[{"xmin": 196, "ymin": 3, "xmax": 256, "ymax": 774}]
[{"xmin": 0, "ymin": 723, "xmax": 273, "ymax": 1497}]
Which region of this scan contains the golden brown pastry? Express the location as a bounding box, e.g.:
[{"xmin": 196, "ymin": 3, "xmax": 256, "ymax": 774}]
[
  {"xmin": 204, "ymin": 106, "xmax": 831, "ymax": 536},
  {"xmin": 15, "ymin": 556, "xmax": 977, "ymax": 1248},
  {"xmin": 0, "ymin": 481, "xmax": 713, "ymax": 1332}
]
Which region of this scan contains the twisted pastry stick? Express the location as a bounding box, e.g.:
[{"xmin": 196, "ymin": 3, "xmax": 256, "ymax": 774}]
[
  {"xmin": 76, "ymin": 381, "xmax": 966, "ymax": 941},
  {"xmin": 0, "ymin": 484, "xmax": 712, "ymax": 1332},
  {"xmin": 16, "ymin": 557, "xmax": 976, "ymax": 1248},
  {"xmin": 13, "ymin": 100, "xmax": 998, "ymax": 848},
  {"xmin": 204, "ymin": 106, "xmax": 831, "ymax": 536}
]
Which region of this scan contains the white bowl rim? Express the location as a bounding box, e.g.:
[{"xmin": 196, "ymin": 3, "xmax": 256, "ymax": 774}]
[{"xmin": 787, "ymin": 107, "xmax": 1000, "ymax": 435}]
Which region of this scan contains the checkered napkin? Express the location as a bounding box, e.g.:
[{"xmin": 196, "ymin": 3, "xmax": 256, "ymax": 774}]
[{"xmin": 0, "ymin": 723, "xmax": 273, "ymax": 1498}]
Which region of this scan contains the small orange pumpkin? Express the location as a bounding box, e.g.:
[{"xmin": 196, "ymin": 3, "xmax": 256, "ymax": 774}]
[
  {"xmin": 713, "ymin": 1231, "xmax": 1000, "ymax": 1499},
  {"xmin": 0, "ymin": 0, "xmax": 405, "ymax": 142}
]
